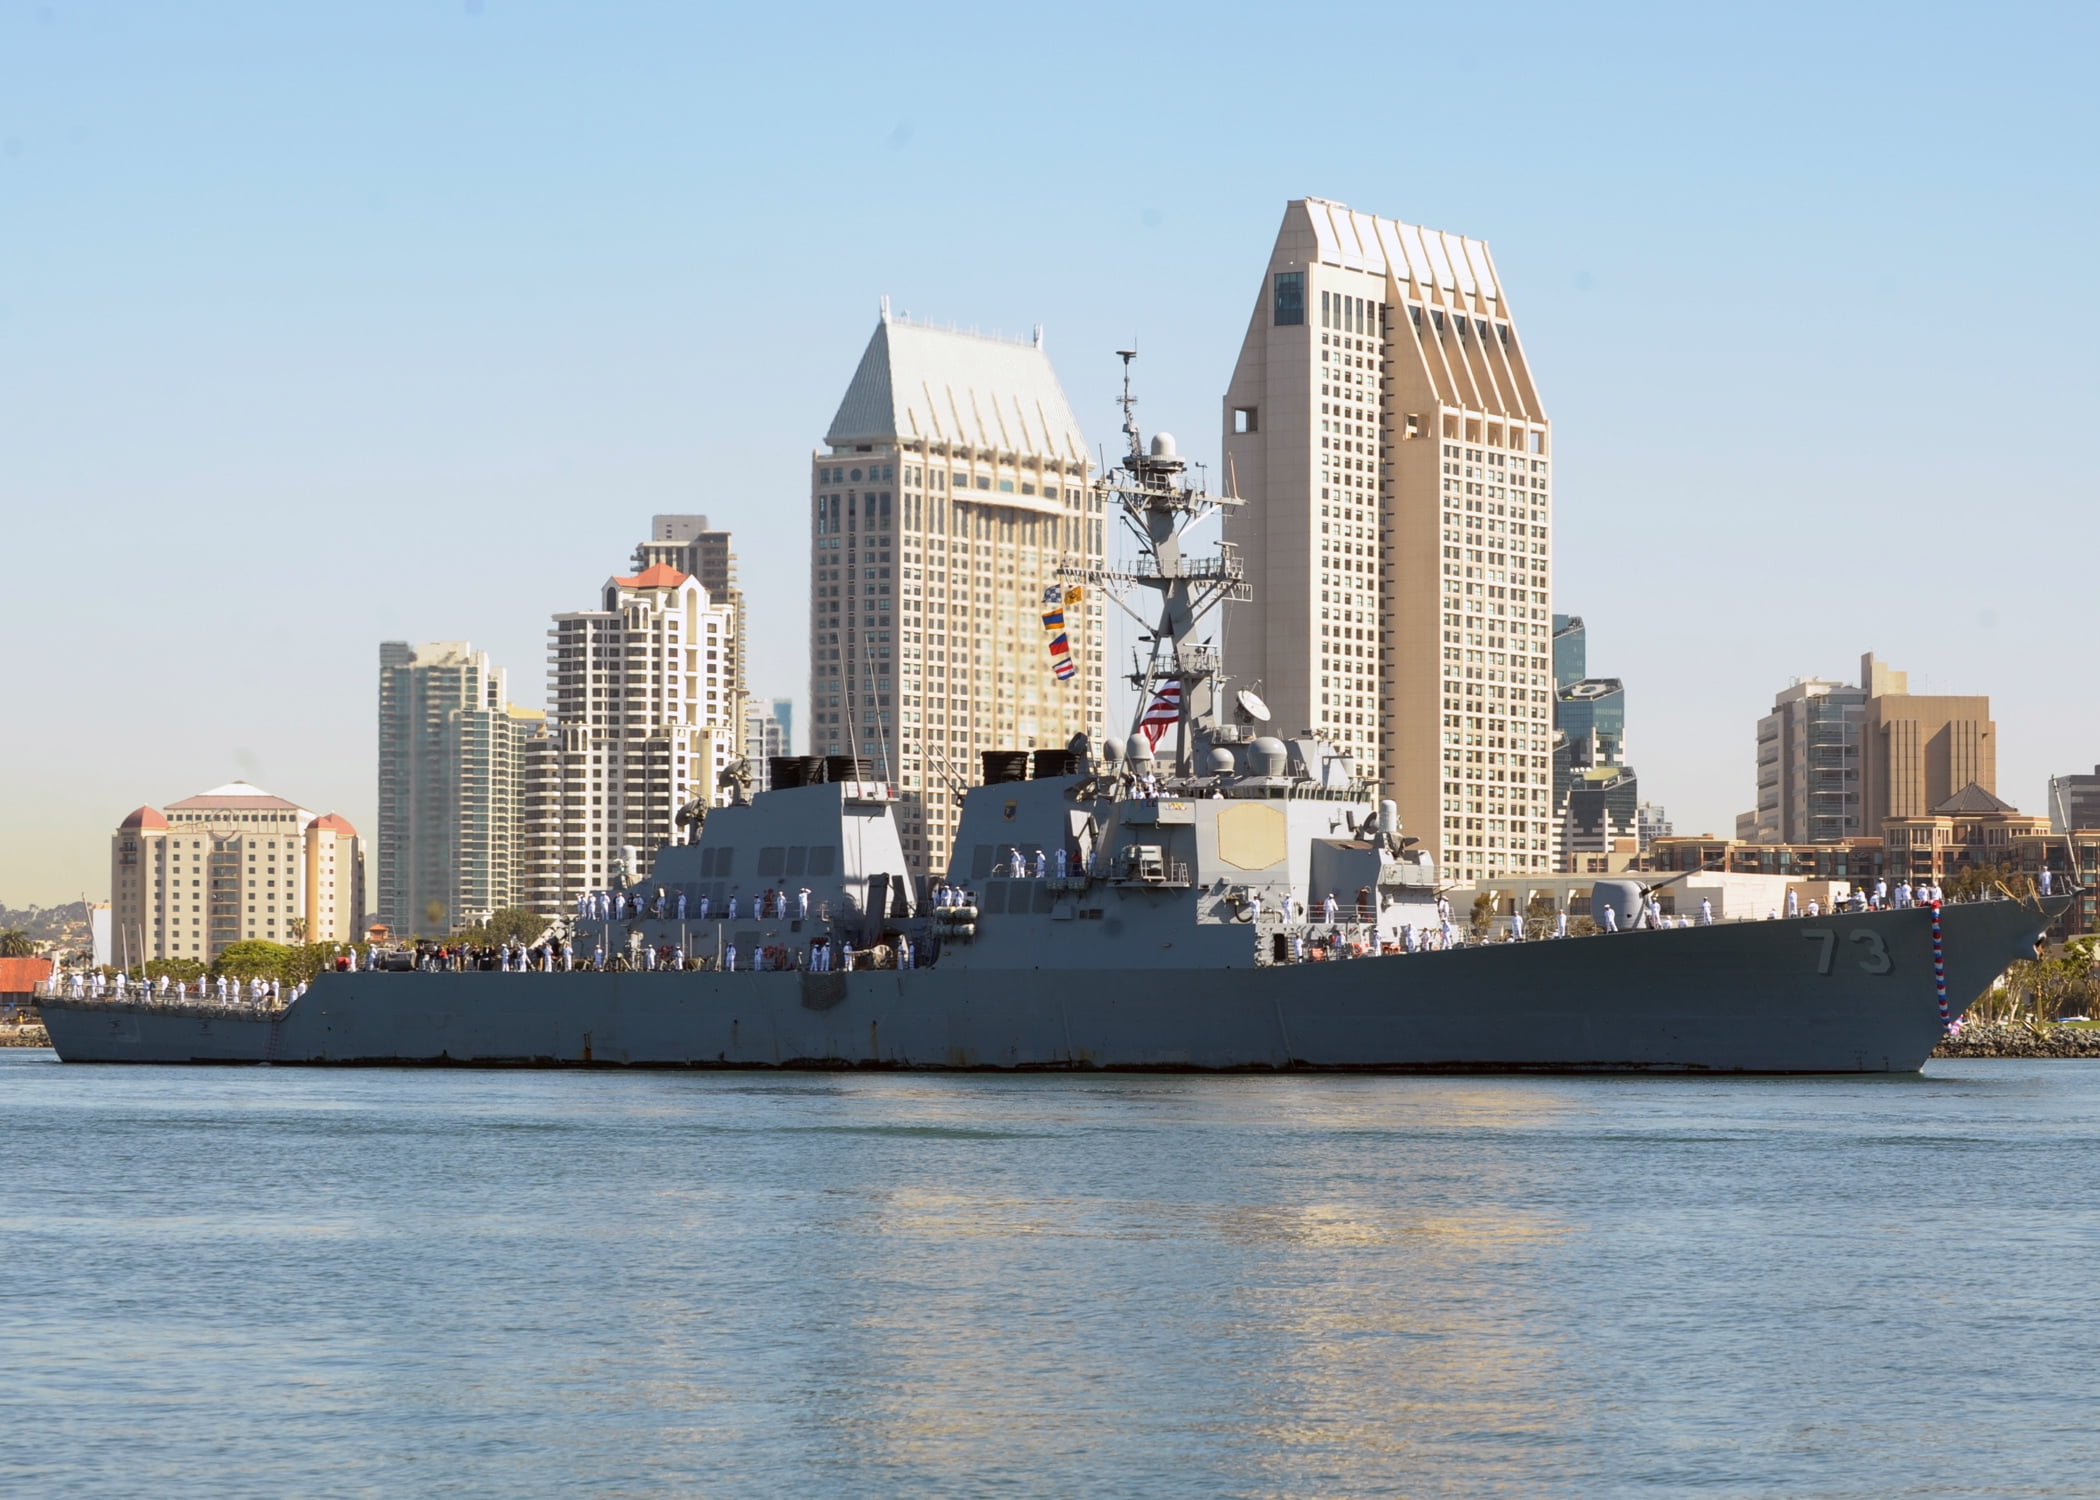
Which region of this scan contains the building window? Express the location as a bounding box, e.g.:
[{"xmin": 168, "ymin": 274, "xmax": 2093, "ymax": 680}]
[
  {"xmin": 1233, "ymin": 406, "xmax": 1258, "ymax": 435},
  {"xmin": 1273, "ymin": 271, "xmax": 1305, "ymax": 327}
]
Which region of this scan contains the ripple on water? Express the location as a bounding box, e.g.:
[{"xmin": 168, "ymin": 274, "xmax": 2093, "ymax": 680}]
[{"xmin": 2, "ymin": 1055, "xmax": 2099, "ymax": 1497}]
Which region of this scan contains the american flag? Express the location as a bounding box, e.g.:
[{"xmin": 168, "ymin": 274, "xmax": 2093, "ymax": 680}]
[{"xmin": 1138, "ymin": 680, "xmax": 1182, "ymax": 749}]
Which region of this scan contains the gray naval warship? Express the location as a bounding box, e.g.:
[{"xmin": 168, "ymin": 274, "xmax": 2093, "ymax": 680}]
[{"xmin": 40, "ymin": 364, "xmax": 2062, "ymax": 1073}]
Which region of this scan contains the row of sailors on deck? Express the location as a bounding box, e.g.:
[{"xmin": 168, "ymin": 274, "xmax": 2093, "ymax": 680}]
[
  {"xmin": 618, "ymin": 935, "xmax": 914, "ymax": 972},
  {"xmin": 1244, "ymin": 891, "xmax": 1379, "ymax": 925},
  {"xmin": 1001, "ymin": 848, "xmax": 1070, "ymax": 879},
  {"xmin": 64, "ymin": 972, "xmax": 309, "ymax": 1004},
  {"xmin": 1782, "ymin": 881, "xmax": 1944, "ymax": 918},
  {"xmin": 578, "ymin": 889, "xmax": 816, "ymax": 923}
]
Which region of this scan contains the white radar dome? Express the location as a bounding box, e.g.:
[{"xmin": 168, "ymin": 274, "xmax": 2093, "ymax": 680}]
[{"xmin": 1149, "ymin": 432, "xmax": 1177, "ymax": 458}]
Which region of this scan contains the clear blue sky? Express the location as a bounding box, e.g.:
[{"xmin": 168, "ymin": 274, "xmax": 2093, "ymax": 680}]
[{"xmin": 4, "ymin": 0, "xmax": 2095, "ymax": 906}]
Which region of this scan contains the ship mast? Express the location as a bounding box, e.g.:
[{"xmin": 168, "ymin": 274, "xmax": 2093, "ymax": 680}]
[{"xmin": 1064, "ymin": 351, "xmax": 1249, "ymax": 773}]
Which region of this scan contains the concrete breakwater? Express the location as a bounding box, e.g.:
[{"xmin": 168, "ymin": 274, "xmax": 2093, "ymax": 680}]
[{"xmin": 1935, "ymin": 1022, "xmax": 2100, "ymax": 1059}]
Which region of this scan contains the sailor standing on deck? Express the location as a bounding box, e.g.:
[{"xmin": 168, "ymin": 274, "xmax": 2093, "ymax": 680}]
[
  {"xmin": 1557, "ymin": 910, "xmax": 1569, "ymax": 938},
  {"xmin": 1603, "ymin": 904, "xmax": 1619, "ymax": 932},
  {"xmin": 2041, "ymin": 867, "xmax": 2055, "ymax": 896},
  {"xmin": 1700, "ymin": 898, "xmax": 1713, "ymax": 926},
  {"xmin": 1786, "ymin": 888, "xmax": 1800, "ymax": 918},
  {"xmin": 1322, "ymin": 893, "xmax": 1338, "ymax": 925},
  {"xmin": 799, "ymin": 887, "xmax": 811, "ymax": 918}
]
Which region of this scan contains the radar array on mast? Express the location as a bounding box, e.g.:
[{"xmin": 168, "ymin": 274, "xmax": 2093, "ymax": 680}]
[{"xmin": 1060, "ymin": 351, "xmax": 1251, "ymax": 770}]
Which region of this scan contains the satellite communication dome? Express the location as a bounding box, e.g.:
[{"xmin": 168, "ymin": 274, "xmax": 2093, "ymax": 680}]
[{"xmin": 1149, "ymin": 432, "xmax": 1177, "ymax": 458}]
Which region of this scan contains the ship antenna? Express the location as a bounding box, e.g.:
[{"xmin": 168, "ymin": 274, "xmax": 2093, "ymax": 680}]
[{"xmin": 1117, "ymin": 348, "xmax": 1140, "ymax": 462}]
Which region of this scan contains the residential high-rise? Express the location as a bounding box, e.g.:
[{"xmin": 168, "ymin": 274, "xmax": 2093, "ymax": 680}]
[
  {"xmin": 743, "ymin": 696, "xmax": 793, "ymax": 789},
  {"xmin": 376, "ymin": 641, "xmax": 541, "ymax": 935},
  {"xmin": 2049, "ymin": 767, "xmax": 2100, "ymax": 833},
  {"xmin": 110, "ymin": 783, "xmax": 365, "ymax": 965},
  {"xmin": 1222, "ymin": 198, "xmax": 1553, "ymax": 884},
  {"xmin": 810, "ymin": 307, "xmax": 1106, "ymax": 879},
  {"xmin": 633, "ymin": 515, "xmax": 746, "ymax": 732},
  {"xmin": 1750, "ymin": 676, "xmax": 1868, "ymax": 844},
  {"xmin": 1856, "ymin": 653, "xmax": 1995, "ymax": 833},
  {"xmin": 523, "ymin": 560, "xmax": 739, "ymax": 915}
]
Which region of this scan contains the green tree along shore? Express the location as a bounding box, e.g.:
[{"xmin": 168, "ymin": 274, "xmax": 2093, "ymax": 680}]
[{"xmin": 136, "ymin": 941, "xmax": 347, "ymax": 987}]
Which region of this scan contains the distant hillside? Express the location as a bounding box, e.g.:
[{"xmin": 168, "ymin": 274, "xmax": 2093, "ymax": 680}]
[{"xmin": 0, "ymin": 901, "xmax": 93, "ymax": 947}]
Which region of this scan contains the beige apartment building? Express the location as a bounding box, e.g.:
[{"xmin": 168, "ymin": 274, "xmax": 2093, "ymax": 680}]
[
  {"xmin": 1222, "ymin": 198, "xmax": 1553, "ymax": 883},
  {"xmin": 523, "ymin": 559, "xmax": 740, "ymax": 914},
  {"xmin": 110, "ymin": 783, "xmax": 366, "ymax": 966},
  {"xmin": 810, "ymin": 307, "xmax": 1108, "ymax": 880}
]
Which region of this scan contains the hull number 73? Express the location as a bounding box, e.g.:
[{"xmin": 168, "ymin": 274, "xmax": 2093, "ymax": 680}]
[{"xmin": 1803, "ymin": 928, "xmax": 1892, "ymax": 976}]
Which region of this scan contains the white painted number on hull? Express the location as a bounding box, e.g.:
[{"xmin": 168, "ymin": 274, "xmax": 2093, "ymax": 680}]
[{"xmin": 1804, "ymin": 928, "xmax": 1892, "ymax": 975}]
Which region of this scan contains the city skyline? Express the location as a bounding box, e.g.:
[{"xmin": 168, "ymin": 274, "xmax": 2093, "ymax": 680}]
[{"xmin": 5, "ymin": 2, "xmax": 2098, "ymax": 904}]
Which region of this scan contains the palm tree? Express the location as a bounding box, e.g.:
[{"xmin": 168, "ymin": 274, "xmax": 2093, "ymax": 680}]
[{"xmin": 0, "ymin": 929, "xmax": 34, "ymax": 958}]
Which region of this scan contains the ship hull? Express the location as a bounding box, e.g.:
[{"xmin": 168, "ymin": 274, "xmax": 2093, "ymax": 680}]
[{"xmin": 38, "ymin": 901, "xmax": 2055, "ymax": 1074}]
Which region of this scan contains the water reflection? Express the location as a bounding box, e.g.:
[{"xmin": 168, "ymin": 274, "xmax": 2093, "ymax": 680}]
[{"xmin": 4, "ymin": 1059, "xmax": 2099, "ymax": 1496}]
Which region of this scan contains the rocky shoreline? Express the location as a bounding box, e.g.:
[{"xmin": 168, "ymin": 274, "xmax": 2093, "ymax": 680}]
[
  {"xmin": 0, "ymin": 1024, "xmax": 50, "ymax": 1049},
  {"xmin": 1934, "ymin": 1021, "xmax": 2100, "ymax": 1059}
]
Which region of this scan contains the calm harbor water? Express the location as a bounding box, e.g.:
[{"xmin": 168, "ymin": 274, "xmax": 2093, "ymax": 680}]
[{"xmin": 3, "ymin": 1052, "xmax": 2098, "ymax": 1498}]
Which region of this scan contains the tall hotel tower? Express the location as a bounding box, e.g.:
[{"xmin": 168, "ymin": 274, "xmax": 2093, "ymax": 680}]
[
  {"xmin": 810, "ymin": 307, "xmax": 1107, "ymax": 879},
  {"xmin": 1222, "ymin": 198, "xmax": 1553, "ymax": 883}
]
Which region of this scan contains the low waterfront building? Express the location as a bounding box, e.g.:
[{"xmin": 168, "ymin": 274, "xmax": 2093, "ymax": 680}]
[
  {"xmin": 1644, "ymin": 834, "xmax": 1887, "ymax": 886},
  {"xmin": 109, "ymin": 784, "xmax": 367, "ymax": 965},
  {"xmin": 1881, "ymin": 783, "xmax": 2048, "ymax": 885}
]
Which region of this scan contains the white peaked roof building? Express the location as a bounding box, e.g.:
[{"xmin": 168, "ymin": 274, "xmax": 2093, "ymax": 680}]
[
  {"xmin": 825, "ymin": 311, "xmax": 1091, "ymax": 465},
  {"xmin": 808, "ymin": 307, "xmax": 1108, "ymax": 881}
]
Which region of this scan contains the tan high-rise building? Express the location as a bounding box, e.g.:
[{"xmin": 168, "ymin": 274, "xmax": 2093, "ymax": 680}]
[
  {"xmin": 1857, "ymin": 652, "xmax": 1996, "ymax": 832},
  {"xmin": 1223, "ymin": 198, "xmax": 1554, "ymax": 882},
  {"xmin": 809, "ymin": 308, "xmax": 1107, "ymax": 880},
  {"xmin": 109, "ymin": 783, "xmax": 366, "ymax": 966}
]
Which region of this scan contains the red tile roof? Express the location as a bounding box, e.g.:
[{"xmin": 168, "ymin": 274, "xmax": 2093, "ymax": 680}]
[
  {"xmin": 0, "ymin": 957, "xmax": 52, "ymax": 994},
  {"xmin": 120, "ymin": 806, "xmax": 168, "ymax": 831},
  {"xmin": 612, "ymin": 563, "xmax": 689, "ymax": 590},
  {"xmin": 307, "ymin": 812, "xmax": 358, "ymax": 836}
]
